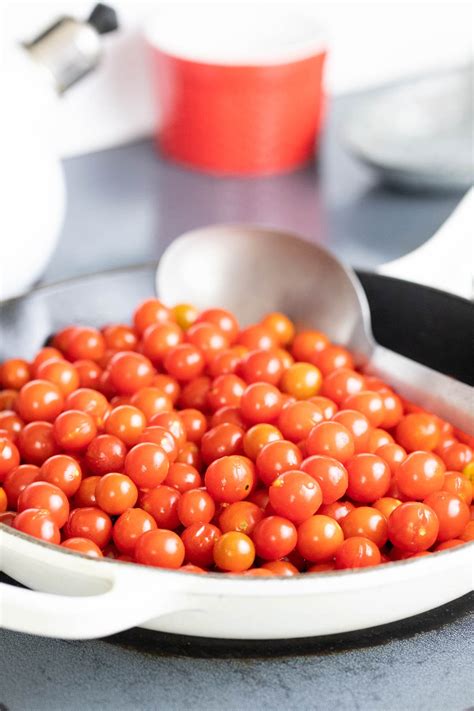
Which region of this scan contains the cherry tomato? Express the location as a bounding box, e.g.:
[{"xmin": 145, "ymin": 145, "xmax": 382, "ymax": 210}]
[
  {"xmin": 396, "ymin": 413, "xmax": 440, "ymax": 452},
  {"xmin": 165, "ymin": 462, "xmax": 202, "ymax": 493},
  {"xmin": 200, "ymin": 423, "xmax": 244, "ymax": 464},
  {"xmin": 124, "ymin": 442, "xmax": 169, "ymax": 488},
  {"xmin": 256, "ymin": 439, "xmax": 303, "ymax": 486},
  {"xmin": 213, "ymin": 531, "xmax": 255, "ymax": 572},
  {"xmin": 435, "ymin": 539, "xmax": 465, "ymax": 551},
  {"xmin": 1, "ymin": 358, "xmax": 30, "ymax": 390},
  {"xmin": 321, "ymin": 368, "xmax": 364, "ymax": 405},
  {"xmin": 460, "ymin": 520, "xmax": 474, "ymax": 542},
  {"xmin": 306, "ymin": 421, "xmax": 355, "ymax": 464},
  {"xmin": 36, "ymin": 359, "xmax": 80, "ymax": 397},
  {"xmin": 164, "ymin": 344, "xmax": 205, "ymax": 381},
  {"xmin": 243, "ymin": 423, "xmax": 282, "ymax": 461},
  {"xmin": 177, "ymin": 488, "xmax": 215, "ymax": 526},
  {"xmin": 0, "ymin": 389, "xmax": 18, "ymax": 410},
  {"xmin": 291, "ymin": 330, "xmax": 329, "ymax": 363},
  {"xmin": 319, "ymin": 500, "xmax": 355, "ymax": 523},
  {"xmin": 186, "ymin": 322, "xmax": 229, "ymax": 363},
  {"xmin": 16, "ymin": 380, "xmax": 64, "ymax": 422},
  {"xmin": 280, "ymin": 363, "xmax": 322, "ymax": 400},
  {"xmin": 211, "ymin": 406, "xmax": 246, "ymax": 429},
  {"xmin": 308, "ymin": 396, "xmax": 338, "ymax": 420},
  {"xmin": 112, "ymin": 507, "xmax": 156, "ymax": 554},
  {"xmin": 95, "ymin": 473, "xmax": 138, "ymax": 515},
  {"xmin": 332, "ymin": 409, "xmax": 371, "ymax": 453},
  {"xmin": 142, "ymin": 323, "xmax": 183, "ymax": 364},
  {"xmin": 102, "ymin": 323, "xmax": 138, "ymax": 351},
  {"xmin": 346, "ymin": 454, "xmax": 390, "ymax": 503},
  {"xmin": 138, "ymin": 426, "xmax": 178, "ymax": 462},
  {"xmin": 442, "ymin": 471, "xmax": 473, "ymax": 505},
  {"xmin": 387, "ymin": 502, "xmax": 439, "ymax": 552},
  {"xmin": 367, "ymin": 428, "xmax": 394, "ymax": 453},
  {"xmin": 238, "ymin": 325, "xmax": 277, "ymax": 351},
  {"xmin": 176, "ymin": 442, "xmax": 203, "ymax": 471},
  {"xmin": 150, "ymin": 374, "xmax": 180, "ymax": 404},
  {"xmin": 65, "ymin": 388, "xmax": 109, "ymax": 427},
  {"xmin": 53, "ymin": 410, "xmax": 97, "ymax": 451},
  {"xmin": 277, "ymin": 401, "xmax": 324, "ymax": 443},
  {"xmin": 396, "ymin": 451, "xmax": 445, "ymax": 500},
  {"xmin": 373, "ymin": 496, "xmax": 402, "ymax": 519},
  {"xmin": 307, "ymin": 561, "xmax": 336, "ymax": 572},
  {"xmin": 269, "ymin": 470, "xmax": 322, "ymax": 523},
  {"xmin": 219, "ymin": 501, "xmax": 264, "ymax": 535},
  {"xmin": 341, "ymin": 506, "xmax": 388, "ymax": 547},
  {"xmin": 260, "ymin": 312, "xmax": 295, "ymax": 347},
  {"xmin": 64, "ymin": 327, "xmax": 105, "ymax": 362},
  {"xmin": 375, "ymin": 443, "xmax": 406, "ymax": 474},
  {"xmin": 0, "ymin": 410, "xmax": 23, "ymax": 442},
  {"xmin": 40, "ymin": 454, "xmax": 82, "ymax": 497},
  {"xmin": 173, "ymin": 303, "xmax": 198, "ymax": 331},
  {"xmin": 424, "ymin": 491, "xmax": 470, "ymax": 542},
  {"xmin": 3, "ymin": 464, "xmax": 39, "ymax": 508},
  {"xmin": 343, "ymin": 390, "xmax": 385, "ymax": 428},
  {"xmin": 261, "ymin": 560, "xmax": 299, "ymax": 576},
  {"xmin": 74, "ymin": 359, "xmax": 103, "ymax": 389},
  {"xmin": 316, "ymin": 345, "xmax": 354, "ymax": 375},
  {"xmin": 207, "ymin": 374, "xmax": 246, "ymax": 412},
  {"xmin": 252, "ymin": 515, "xmax": 297, "ymax": 560},
  {"xmin": 179, "ymin": 408, "xmax": 207, "ymax": 443},
  {"xmin": 18, "ymin": 421, "xmax": 58, "ymax": 465},
  {"xmin": 240, "ymin": 382, "xmax": 282, "ymax": 424},
  {"xmin": 135, "ymin": 529, "xmax": 185, "ymax": 568},
  {"xmin": 300, "ymin": 455, "xmax": 348, "ymax": 504},
  {"xmin": 379, "ymin": 392, "xmax": 403, "ymax": 429},
  {"xmin": 105, "ymin": 405, "xmax": 146, "ymax": 446},
  {"xmin": 133, "ymin": 299, "xmax": 175, "ymax": 335},
  {"xmin": 141, "ymin": 485, "xmax": 181, "ymax": 529},
  {"xmin": 108, "ymin": 351, "xmax": 154, "ymax": 395},
  {"xmin": 208, "ymin": 348, "xmax": 244, "ymax": 378},
  {"xmin": 335, "ymin": 536, "xmax": 381, "ymax": 569},
  {"xmin": 129, "ymin": 387, "xmax": 173, "ymax": 422},
  {"xmin": 181, "ymin": 522, "xmax": 221, "ymax": 567},
  {"xmin": 61, "ymin": 537, "xmax": 103, "ymax": 557},
  {"xmin": 0, "ymin": 437, "xmax": 20, "ymax": 482},
  {"xmin": 197, "ymin": 308, "xmax": 239, "ymax": 343},
  {"xmin": 296, "ymin": 515, "xmax": 344, "ymax": 562},
  {"xmin": 441, "ymin": 443, "xmax": 473, "ymax": 472},
  {"xmin": 73, "ymin": 476, "xmax": 100, "ymax": 508},
  {"xmin": 205, "ymin": 455, "xmax": 255, "ymax": 503},
  {"xmin": 178, "ymin": 376, "xmax": 211, "ymax": 411},
  {"xmin": 14, "ymin": 508, "xmax": 60, "ymax": 543},
  {"xmin": 85, "ymin": 434, "xmax": 126, "ymax": 475},
  {"xmin": 240, "ymin": 350, "xmax": 284, "ymax": 386}
]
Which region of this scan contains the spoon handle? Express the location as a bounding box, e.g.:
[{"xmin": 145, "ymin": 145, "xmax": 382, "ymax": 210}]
[
  {"xmin": 378, "ymin": 188, "xmax": 474, "ymax": 300},
  {"xmin": 367, "ymin": 345, "xmax": 473, "ymax": 434}
]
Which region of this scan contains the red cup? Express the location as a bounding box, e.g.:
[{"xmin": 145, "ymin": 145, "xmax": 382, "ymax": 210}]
[{"xmin": 145, "ymin": 7, "xmax": 327, "ymax": 175}]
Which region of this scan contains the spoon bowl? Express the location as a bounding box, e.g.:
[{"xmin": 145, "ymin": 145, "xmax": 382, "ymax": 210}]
[{"xmin": 157, "ymin": 224, "xmax": 473, "ymax": 432}]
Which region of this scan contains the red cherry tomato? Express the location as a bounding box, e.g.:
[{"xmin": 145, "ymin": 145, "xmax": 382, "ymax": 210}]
[
  {"xmin": 291, "ymin": 330, "xmax": 329, "ymax": 363},
  {"xmin": 135, "ymin": 529, "xmax": 185, "ymax": 569},
  {"xmin": 95, "ymin": 473, "xmax": 138, "ymax": 515},
  {"xmin": 345, "ymin": 454, "xmax": 391, "ymax": 503},
  {"xmin": 218, "ymin": 501, "xmax": 264, "ymax": 535},
  {"xmin": 67, "ymin": 506, "xmax": 113, "ymax": 548},
  {"xmin": 177, "ymin": 488, "xmax": 215, "ymax": 527},
  {"xmin": 332, "ymin": 409, "xmax": 371, "ymax": 453},
  {"xmin": 423, "ymin": 491, "xmax": 470, "ymax": 542},
  {"xmin": 306, "ymin": 421, "xmax": 355, "ymax": 464},
  {"xmin": 104, "ymin": 405, "xmax": 146, "ymax": 446},
  {"xmin": 300, "ymin": 455, "xmax": 348, "ymax": 504},
  {"xmin": 205, "ymin": 455, "xmax": 255, "ymax": 503},
  {"xmin": 17, "ymin": 421, "xmax": 58, "ymax": 465},
  {"xmin": 14, "ymin": 508, "xmax": 60, "ymax": 543},
  {"xmin": 16, "ymin": 380, "xmax": 64, "ymax": 422},
  {"xmin": 85, "ymin": 434, "xmax": 127, "ymax": 475},
  {"xmin": 396, "ymin": 414, "xmax": 440, "ymax": 452},
  {"xmin": 40, "ymin": 454, "xmax": 82, "ymax": 497},
  {"xmin": 387, "ymin": 502, "xmax": 439, "ymax": 552},
  {"xmin": 335, "ymin": 536, "xmax": 381, "ymax": 569},
  {"xmin": 0, "ymin": 437, "xmax": 20, "ymax": 482},
  {"xmin": 112, "ymin": 507, "xmax": 156, "ymax": 554},
  {"xmin": 165, "ymin": 462, "xmax": 202, "ymax": 493},
  {"xmin": 181, "ymin": 522, "xmax": 221, "ymax": 567},
  {"xmin": 256, "ymin": 439, "xmax": 303, "ymax": 486},
  {"xmin": 269, "ymin": 470, "xmax": 322, "ymax": 523},
  {"xmin": 124, "ymin": 442, "xmax": 169, "ymax": 489},
  {"xmin": 53, "ymin": 410, "xmax": 97, "ymax": 451},
  {"xmin": 240, "ymin": 350, "xmax": 284, "ymax": 386},
  {"xmin": 442, "ymin": 471, "xmax": 473, "ymax": 505},
  {"xmin": 141, "ymin": 485, "xmax": 181, "ymax": 529},
  {"xmin": 61, "ymin": 537, "xmax": 103, "ymax": 558},
  {"xmin": 213, "ymin": 531, "xmax": 255, "ymax": 572},
  {"xmin": 277, "ymin": 401, "xmax": 324, "ymax": 443},
  {"xmin": 321, "ymin": 368, "xmax": 364, "ymax": 405},
  {"xmin": 243, "ymin": 423, "xmax": 282, "ymax": 461},
  {"xmin": 252, "ymin": 515, "xmax": 297, "ymax": 560},
  {"xmin": 341, "ymin": 506, "xmax": 388, "ymax": 547},
  {"xmin": 316, "ymin": 345, "xmax": 354, "ymax": 375},
  {"xmin": 296, "ymin": 515, "xmax": 343, "ymax": 562},
  {"xmin": 3, "ymin": 464, "xmax": 40, "ymax": 508},
  {"xmin": 319, "ymin": 500, "xmax": 355, "ymax": 523},
  {"xmin": 197, "ymin": 308, "xmax": 240, "ymax": 343},
  {"xmin": 133, "ymin": 299, "xmax": 175, "ymax": 335},
  {"xmin": 395, "ymin": 451, "xmax": 445, "ymax": 500}
]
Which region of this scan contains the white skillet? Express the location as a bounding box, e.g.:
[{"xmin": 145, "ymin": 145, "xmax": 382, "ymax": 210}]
[{"xmin": 1, "ymin": 194, "xmax": 473, "ymax": 640}]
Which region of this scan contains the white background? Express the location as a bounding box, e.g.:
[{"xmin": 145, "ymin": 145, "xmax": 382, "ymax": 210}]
[{"xmin": 2, "ymin": 0, "xmax": 473, "ymax": 156}]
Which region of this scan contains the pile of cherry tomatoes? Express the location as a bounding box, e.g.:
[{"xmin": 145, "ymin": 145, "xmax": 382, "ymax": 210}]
[{"xmin": 0, "ymin": 299, "xmax": 472, "ymax": 576}]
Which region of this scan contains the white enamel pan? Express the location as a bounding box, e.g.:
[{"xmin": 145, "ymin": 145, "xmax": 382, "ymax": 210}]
[{"xmin": 0, "ymin": 197, "xmax": 473, "ymax": 640}]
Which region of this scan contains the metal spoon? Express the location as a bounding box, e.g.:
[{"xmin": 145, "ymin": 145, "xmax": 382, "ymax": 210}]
[{"xmin": 157, "ymin": 225, "xmax": 473, "ymax": 432}]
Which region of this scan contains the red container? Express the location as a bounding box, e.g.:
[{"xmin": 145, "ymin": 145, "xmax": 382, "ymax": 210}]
[{"xmin": 145, "ymin": 7, "xmax": 327, "ymax": 176}]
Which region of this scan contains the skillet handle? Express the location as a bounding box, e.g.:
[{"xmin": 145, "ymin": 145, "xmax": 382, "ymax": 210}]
[
  {"xmin": 0, "ymin": 578, "xmax": 189, "ymax": 640},
  {"xmin": 378, "ymin": 188, "xmax": 473, "ymax": 299},
  {"xmin": 367, "ymin": 345, "xmax": 474, "ymax": 434}
]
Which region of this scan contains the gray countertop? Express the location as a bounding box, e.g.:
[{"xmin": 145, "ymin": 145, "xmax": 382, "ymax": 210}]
[{"xmin": 1, "ymin": 93, "xmax": 472, "ymax": 711}]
